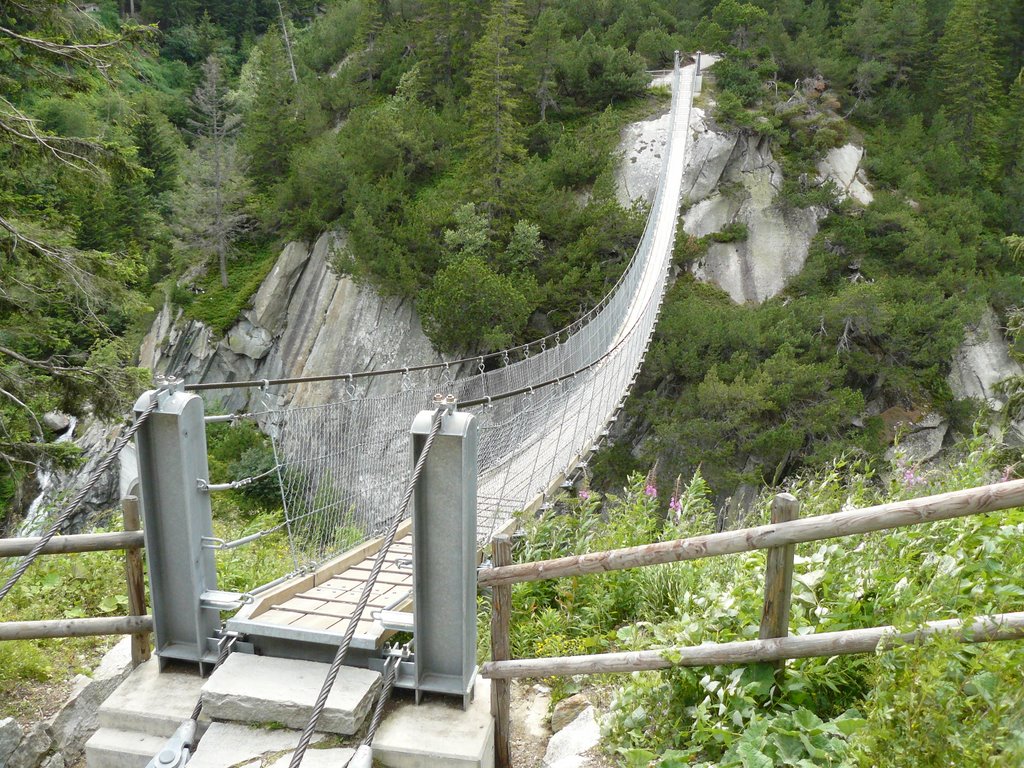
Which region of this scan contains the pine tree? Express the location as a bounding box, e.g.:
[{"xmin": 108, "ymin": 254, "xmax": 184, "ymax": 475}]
[
  {"xmin": 355, "ymin": 0, "xmax": 386, "ymax": 86},
  {"xmin": 239, "ymin": 32, "xmax": 310, "ymax": 189},
  {"xmin": 465, "ymin": 0, "xmax": 528, "ymax": 211},
  {"xmin": 936, "ymin": 0, "xmax": 1003, "ymax": 161},
  {"xmin": 418, "ymin": 0, "xmax": 481, "ymax": 96},
  {"xmin": 132, "ymin": 96, "xmax": 183, "ymax": 200},
  {"xmin": 1002, "ymin": 69, "xmax": 1024, "ymax": 233},
  {"xmin": 887, "ymin": 0, "xmax": 928, "ymax": 86},
  {"xmin": 526, "ymin": 8, "xmax": 563, "ymax": 122}
]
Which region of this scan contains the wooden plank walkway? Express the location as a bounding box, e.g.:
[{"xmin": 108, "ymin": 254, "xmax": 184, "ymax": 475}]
[{"xmin": 229, "ymin": 522, "xmax": 415, "ymax": 649}]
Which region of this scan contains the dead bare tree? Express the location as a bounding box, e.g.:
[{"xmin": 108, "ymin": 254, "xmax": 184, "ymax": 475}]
[{"xmin": 173, "ymin": 56, "xmax": 250, "ymax": 288}]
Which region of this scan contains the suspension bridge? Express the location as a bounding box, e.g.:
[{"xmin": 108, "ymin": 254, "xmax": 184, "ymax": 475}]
[
  {"xmin": 1, "ymin": 53, "xmax": 704, "ymax": 768},
  {"xmin": 177, "ymin": 54, "xmax": 701, "ymax": 659},
  {"xmin": 4, "ymin": 50, "xmax": 1024, "ymax": 768}
]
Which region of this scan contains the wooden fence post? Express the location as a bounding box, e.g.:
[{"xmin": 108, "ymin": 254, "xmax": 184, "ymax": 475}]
[
  {"xmin": 759, "ymin": 493, "xmax": 799, "ymax": 678},
  {"xmin": 122, "ymin": 496, "xmax": 151, "ymax": 666},
  {"xmin": 490, "ymin": 534, "xmax": 513, "ymax": 768}
]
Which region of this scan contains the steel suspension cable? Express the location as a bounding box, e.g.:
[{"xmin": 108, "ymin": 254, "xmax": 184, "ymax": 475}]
[{"xmin": 288, "ymin": 405, "xmax": 446, "ymax": 768}]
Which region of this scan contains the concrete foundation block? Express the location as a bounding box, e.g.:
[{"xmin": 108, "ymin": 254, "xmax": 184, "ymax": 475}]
[
  {"xmin": 84, "ymin": 727, "xmax": 167, "ymax": 768},
  {"xmin": 188, "ymin": 723, "xmax": 352, "ymax": 768},
  {"xmin": 201, "ymin": 654, "xmax": 380, "ymax": 735},
  {"xmin": 97, "ymin": 659, "xmax": 209, "ymax": 738},
  {"xmin": 371, "ymin": 679, "xmax": 494, "ymax": 768},
  {"xmin": 265, "ymin": 746, "xmax": 356, "ymax": 768}
]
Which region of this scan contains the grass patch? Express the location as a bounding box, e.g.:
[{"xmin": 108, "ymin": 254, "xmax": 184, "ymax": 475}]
[
  {"xmin": 182, "ymin": 243, "xmax": 282, "ymax": 336},
  {"xmin": 0, "ymin": 484, "xmax": 292, "ymax": 721}
]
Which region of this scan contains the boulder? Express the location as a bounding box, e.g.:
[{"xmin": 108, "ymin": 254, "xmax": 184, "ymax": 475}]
[
  {"xmin": 41, "ymin": 412, "xmax": 71, "ymax": 434},
  {"xmin": 0, "ymin": 718, "xmax": 21, "ymax": 768},
  {"xmin": 886, "ymin": 412, "xmax": 948, "ymax": 464},
  {"xmin": 224, "ymin": 320, "xmax": 274, "ymax": 360},
  {"xmin": 543, "ymin": 707, "xmax": 600, "ymax": 768},
  {"xmin": 8, "ymin": 724, "xmax": 51, "ymax": 768},
  {"xmin": 948, "ymin": 307, "xmax": 1023, "ymax": 407},
  {"xmin": 550, "ymin": 694, "xmax": 589, "ymax": 734},
  {"xmin": 48, "ymin": 637, "xmax": 134, "ymax": 761}
]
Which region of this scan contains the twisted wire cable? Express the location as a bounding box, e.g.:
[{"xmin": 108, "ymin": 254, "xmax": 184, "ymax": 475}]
[{"xmin": 363, "ymin": 652, "xmax": 401, "ymax": 745}]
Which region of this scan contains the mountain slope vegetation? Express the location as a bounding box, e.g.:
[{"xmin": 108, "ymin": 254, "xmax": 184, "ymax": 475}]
[{"xmin": 4, "ymin": 0, "xmax": 1023, "ymax": 520}]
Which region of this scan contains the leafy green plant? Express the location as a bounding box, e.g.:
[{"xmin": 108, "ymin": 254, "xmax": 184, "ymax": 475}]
[{"xmin": 508, "ymin": 439, "xmax": 1024, "ymax": 765}]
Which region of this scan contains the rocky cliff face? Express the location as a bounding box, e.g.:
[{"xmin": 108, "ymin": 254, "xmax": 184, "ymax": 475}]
[
  {"xmin": 685, "ymin": 131, "xmax": 822, "ymax": 304},
  {"xmin": 616, "ymin": 93, "xmax": 874, "ymax": 306},
  {"xmin": 141, "ymin": 232, "xmax": 443, "ymax": 413},
  {"xmin": 947, "ymin": 307, "xmax": 1024, "ymax": 445},
  {"xmin": 683, "ymin": 115, "xmax": 875, "ymax": 304},
  {"xmin": 615, "ymin": 81, "xmax": 1024, "ymax": 491},
  {"xmin": 16, "ymin": 232, "xmax": 443, "ymax": 534}
]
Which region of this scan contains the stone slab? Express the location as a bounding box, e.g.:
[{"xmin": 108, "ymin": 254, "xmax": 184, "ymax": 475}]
[
  {"xmin": 84, "ymin": 727, "xmax": 167, "ymax": 768},
  {"xmin": 187, "ymin": 723, "xmax": 352, "ymax": 768},
  {"xmin": 201, "ymin": 654, "xmax": 380, "ymax": 735},
  {"xmin": 97, "ymin": 659, "xmax": 208, "ymax": 738},
  {"xmin": 372, "ymin": 679, "xmax": 494, "ymax": 768}
]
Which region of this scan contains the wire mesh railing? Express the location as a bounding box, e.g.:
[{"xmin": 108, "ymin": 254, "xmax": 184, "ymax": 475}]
[{"xmin": 204, "ymin": 56, "xmax": 696, "ymax": 582}]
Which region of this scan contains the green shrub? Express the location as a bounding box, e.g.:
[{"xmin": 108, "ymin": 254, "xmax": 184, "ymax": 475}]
[
  {"xmin": 183, "ymin": 243, "xmax": 279, "ymax": 335},
  {"xmin": 709, "ymin": 223, "xmax": 748, "ymax": 243},
  {"xmin": 850, "ymin": 635, "xmax": 1024, "ymax": 767}
]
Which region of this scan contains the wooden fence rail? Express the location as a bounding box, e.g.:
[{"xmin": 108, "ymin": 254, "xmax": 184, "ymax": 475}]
[
  {"xmin": 0, "ymin": 496, "xmax": 151, "ymax": 665},
  {"xmin": 0, "ymin": 531, "xmax": 144, "ymax": 557},
  {"xmin": 483, "ymin": 479, "xmax": 1024, "ymax": 761},
  {"xmin": 480, "ymin": 611, "xmax": 1024, "ymax": 679},
  {"xmin": 478, "ymin": 478, "xmax": 1024, "ymax": 588},
  {"xmin": 0, "ymin": 615, "xmax": 154, "ymax": 641}
]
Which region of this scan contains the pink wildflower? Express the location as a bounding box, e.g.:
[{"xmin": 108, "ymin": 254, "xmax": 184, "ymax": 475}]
[
  {"xmin": 669, "ymin": 474, "xmax": 682, "ymax": 518},
  {"xmin": 644, "ymin": 484, "xmax": 657, "ymax": 497},
  {"xmin": 902, "ymin": 468, "xmax": 925, "ymax": 487},
  {"xmin": 579, "ymin": 488, "xmax": 591, "ymax": 500}
]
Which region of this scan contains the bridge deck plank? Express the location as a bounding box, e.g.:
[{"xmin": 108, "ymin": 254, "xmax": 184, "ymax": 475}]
[{"xmin": 246, "ymin": 533, "xmax": 417, "ymax": 646}]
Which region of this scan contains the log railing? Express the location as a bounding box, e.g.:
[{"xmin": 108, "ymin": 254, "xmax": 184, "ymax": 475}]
[
  {"xmin": 480, "ymin": 478, "xmax": 1024, "ymax": 767},
  {"xmin": 0, "ymin": 496, "xmax": 152, "ymax": 665}
]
